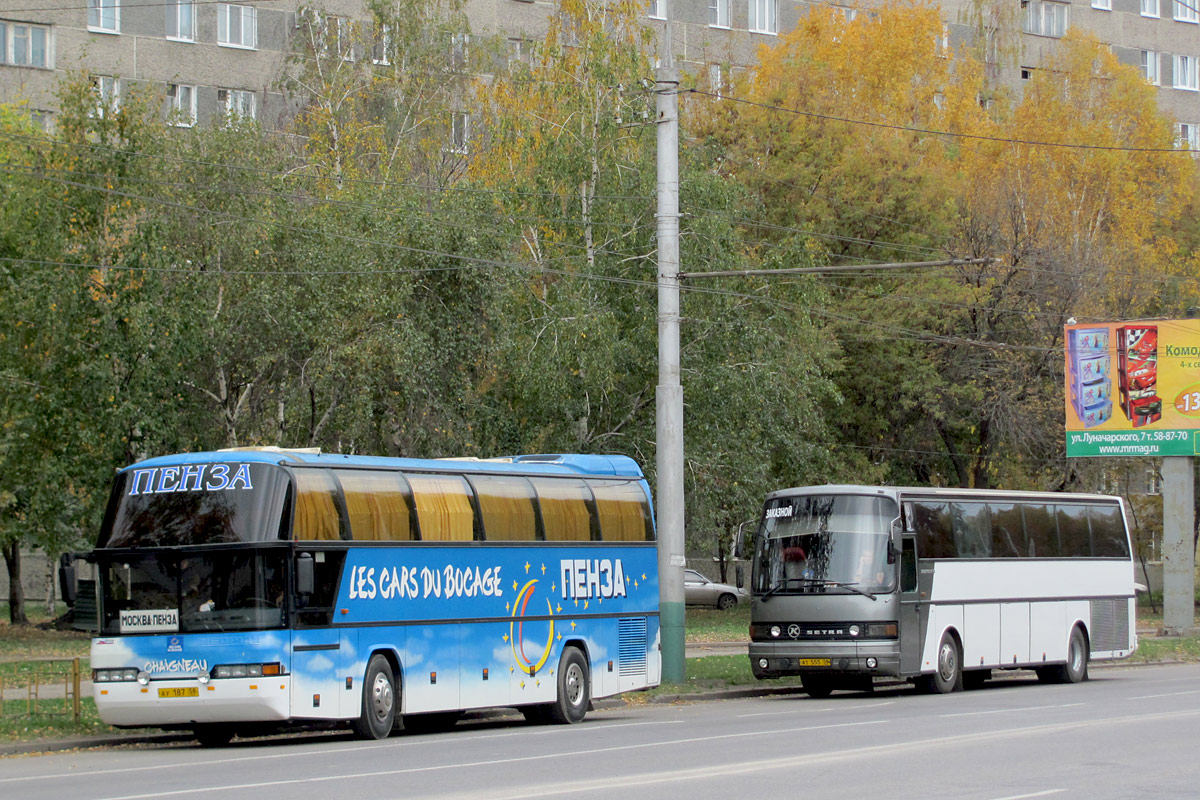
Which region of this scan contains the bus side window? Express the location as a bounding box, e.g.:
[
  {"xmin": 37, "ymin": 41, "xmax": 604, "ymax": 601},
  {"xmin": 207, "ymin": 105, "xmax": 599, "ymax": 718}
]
[
  {"xmin": 1022, "ymin": 504, "xmax": 1059, "ymax": 557},
  {"xmin": 405, "ymin": 474, "xmax": 476, "ymax": 541},
  {"xmin": 292, "ymin": 470, "xmax": 346, "ymax": 541},
  {"xmin": 989, "ymin": 503, "xmax": 1024, "ymax": 558},
  {"xmin": 336, "ymin": 470, "xmax": 415, "ymax": 541},
  {"xmin": 1089, "ymin": 504, "xmax": 1129, "ymax": 558},
  {"xmin": 1055, "ymin": 504, "xmax": 1091, "ymax": 558},
  {"xmin": 900, "ymin": 538, "xmax": 917, "ymax": 593},
  {"xmin": 530, "ymin": 477, "xmax": 597, "ymax": 541},
  {"xmin": 590, "ymin": 480, "xmax": 653, "ymax": 541},
  {"xmin": 468, "ymin": 475, "xmax": 539, "ymax": 541},
  {"xmin": 911, "ymin": 501, "xmax": 953, "ymax": 558}
]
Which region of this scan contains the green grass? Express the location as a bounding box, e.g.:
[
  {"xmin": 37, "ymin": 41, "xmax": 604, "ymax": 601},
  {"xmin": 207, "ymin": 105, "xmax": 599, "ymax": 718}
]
[
  {"xmin": 637, "ymin": 654, "xmax": 801, "ymax": 698},
  {"xmin": 684, "ymin": 603, "xmax": 750, "ymax": 642},
  {"xmin": 0, "ymin": 696, "xmax": 120, "ymax": 743},
  {"xmin": 1130, "ymin": 635, "xmax": 1200, "ymax": 663}
]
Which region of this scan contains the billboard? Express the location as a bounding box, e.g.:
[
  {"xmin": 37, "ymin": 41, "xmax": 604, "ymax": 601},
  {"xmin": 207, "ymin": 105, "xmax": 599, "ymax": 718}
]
[{"xmin": 1065, "ymin": 319, "xmax": 1200, "ymax": 457}]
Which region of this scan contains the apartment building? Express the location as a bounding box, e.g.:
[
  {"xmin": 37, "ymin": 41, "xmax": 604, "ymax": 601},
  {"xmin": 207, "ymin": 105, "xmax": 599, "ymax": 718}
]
[{"xmin": 0, "ymin": 0, "xmax": 1197, "ymax": 138}]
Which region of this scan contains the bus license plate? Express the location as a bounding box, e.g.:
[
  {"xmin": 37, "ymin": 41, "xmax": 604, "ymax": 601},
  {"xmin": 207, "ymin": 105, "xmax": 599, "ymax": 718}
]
[
  {"xmin": 158, "ymin": 687, "xmax": 199, "ymax": 698},
  {"xmin": 797, "ymin": 658, "xmax": 830, "ymax": 667}
]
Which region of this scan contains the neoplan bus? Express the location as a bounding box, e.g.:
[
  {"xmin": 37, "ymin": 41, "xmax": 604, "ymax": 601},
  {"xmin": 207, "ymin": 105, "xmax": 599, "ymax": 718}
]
[
  {"xmin": 75, "ymin": 450, "xmax": 660, "ymax": 745},
  {"xmin": 746, "ymin": 485, "xmax": 1136, "ymax": 697}
]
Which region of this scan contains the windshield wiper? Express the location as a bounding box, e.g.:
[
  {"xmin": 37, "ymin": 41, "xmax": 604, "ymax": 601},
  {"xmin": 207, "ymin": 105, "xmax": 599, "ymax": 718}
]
[{"xmin": 760, "ymin": 578, "xmax": 877, "ymax": 602}]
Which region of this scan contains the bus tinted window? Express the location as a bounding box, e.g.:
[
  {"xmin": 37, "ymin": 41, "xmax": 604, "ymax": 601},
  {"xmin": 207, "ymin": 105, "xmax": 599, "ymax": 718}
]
[
  {"xmin": 1023, "ymin": 504, "xmax": 1058, "ymax": 557},
  {"xmin": 293, "ymin": 469, "xmax": 345, "ymax": 541},
  {"xmin": 530, "ymin": 477, "xmax": 596, "ymax": 541},
  {"xmin": 1089, "ymin": 504, "xmax": 1130, "ymax": 557},
  {"xmin": 337, "ymin": 470, "xmax": 414, "ymax": 541},
  {"xmin": 1056, "ymin": 504, "xmax": 1091, "ymax": 557},
  {"xmin": 469, "ymin": 475, "xmax": 539, "ymax": 541},
  {"xmin": 990, "ymin": 503, "xmax": 1024, "ymax": 558},
  {"xmin": 951, "ymin": 502, "xmax": 991, "ymax": 558},
  {"xmin": 590, "ymin": 480, "xmax": 652, "ymax": 541},
  {"xmin": 910, "ymin": 501, "xmax": 954, "ymax": 559},
  {"xmin": 405, "ymin": 474, "xmax": 476, "ymax": 541}
]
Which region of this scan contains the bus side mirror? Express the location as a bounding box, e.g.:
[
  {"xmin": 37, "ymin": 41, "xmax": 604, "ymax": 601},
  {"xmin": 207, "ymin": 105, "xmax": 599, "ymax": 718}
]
[
  {"xmin": 296, "ymin": 553, "xmax": 314, "ymax": 596},
  {"xmin": 886, "ymin": 540, "xmax": 897, "ymax": 565},
  {"xmin": 58, "ymin": 554, "xmax": 77, "ymax": 607},
  {"xmin": 735, "ymin": 564, "xmax": 745, "ymax": 589}
]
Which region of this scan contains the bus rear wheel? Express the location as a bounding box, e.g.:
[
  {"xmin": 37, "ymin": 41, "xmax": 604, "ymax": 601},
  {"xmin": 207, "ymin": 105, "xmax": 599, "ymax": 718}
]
[
  {"xmin": 353, "ymin": 653, "xmax": 397, "ymax": 740},
  {"xmin": 547, "ymin": 647, "xmax": 590, "ymax": 724},
  {"xmin": 1043, "ymin": 626, "xmax": 1088, "ymax": 684}
]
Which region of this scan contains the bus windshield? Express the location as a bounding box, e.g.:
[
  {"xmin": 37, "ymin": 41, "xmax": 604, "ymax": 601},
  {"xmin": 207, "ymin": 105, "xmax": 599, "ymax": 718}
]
[
  {"xmin": 754, "ymin": 494, "xmax": 897, "ymax": 596},
  {"xmin": 99, "ymin": 462, "xmax": 291, "ymax": 547},
  {"xmin": 98, "ymin": 548, "xmax": 288, "ymax": 635}
]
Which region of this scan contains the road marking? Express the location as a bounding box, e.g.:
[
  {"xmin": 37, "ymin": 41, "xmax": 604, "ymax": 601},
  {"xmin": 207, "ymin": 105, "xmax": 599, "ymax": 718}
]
[
  {"xmin": 1129, "ymin": 689, "xmax": 1200, "ymax": 700},
  {"xmin": 940, "ymin": 703, "xmax": 1083, "ymax": 718},
  {"xmin": 985, "ymin": 791, "xmax": 1064, "ymax": 800},
  {"xmin": 0, "ymin": 719, "xmax": 680, "ymax": 785},
  {"xmin": 86, "ymin": 720, "xmax": 892, "ymax": 800},
  {"xmin": 738, "ymin": 701, "xmax": 894, "ymax": 718}
]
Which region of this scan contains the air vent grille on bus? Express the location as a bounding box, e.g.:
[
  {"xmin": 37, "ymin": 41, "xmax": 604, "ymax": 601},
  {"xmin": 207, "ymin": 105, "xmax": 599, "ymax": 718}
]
[
  {"xmin": 1089, "ymin": 598, "xmax": 1129, "ymax": 651},
  {"xmin": 618, "ymin": 617, "xmax": 647, "ymax": 677}
]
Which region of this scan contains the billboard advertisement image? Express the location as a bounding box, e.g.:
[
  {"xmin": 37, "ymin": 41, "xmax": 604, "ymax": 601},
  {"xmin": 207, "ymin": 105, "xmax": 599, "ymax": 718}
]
[{"xmin": 1065, "ymin": 319, "xmax": 1200, "ymax": 457}]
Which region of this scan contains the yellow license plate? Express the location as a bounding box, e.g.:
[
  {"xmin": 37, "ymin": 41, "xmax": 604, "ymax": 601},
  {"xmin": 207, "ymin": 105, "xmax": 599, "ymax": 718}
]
[
  {"xmin": 797, "ymin": 658, "xmax": 831, "ymax": 667},
  {"xmin": 158, "ymin": 687, "xmax": 199, "ymax": 698}
]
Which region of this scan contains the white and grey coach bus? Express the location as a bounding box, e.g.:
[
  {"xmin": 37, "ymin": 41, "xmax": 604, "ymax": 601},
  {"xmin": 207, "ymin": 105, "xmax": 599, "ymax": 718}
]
[{"xmin": 746, "ymin": 485, "xmax": 1137, "ymax": 696}]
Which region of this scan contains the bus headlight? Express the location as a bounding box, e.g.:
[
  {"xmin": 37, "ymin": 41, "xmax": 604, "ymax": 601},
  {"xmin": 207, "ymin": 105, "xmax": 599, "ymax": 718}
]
[
  {"xmin": 212, "ymin": 663, "xmax": 282, "ymax": 679},
  {"xmin": 136, "ymin": 671, "xmax": 151, "ymax": 685},
  {"xmin": 93, "ymin": 668, "xmax": 140, "ymax": 682},
  {"xmin": 863, "ymin": 622, "xmax": 899, "ymax": 638},
  {"xmin": 849, "ymin": 625, "xmax": 861, "ymax": 637},
  {"xmin": 758, "ymin": 658, "xmax": 769, "ymax": 669},
  {"xmin": 866, "ymin": 657, "xmax": 878, "ymax": 669},
  {"xmin": 769, "ymin": 625, "xmax": 782, "ymax": 638}
]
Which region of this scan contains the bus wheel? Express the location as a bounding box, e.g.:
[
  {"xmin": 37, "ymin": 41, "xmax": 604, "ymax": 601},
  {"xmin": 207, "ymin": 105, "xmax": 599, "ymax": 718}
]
[
  {"xmin": 800, "ymin": 673, "xmax": 833, "ymax": 698},
  {"xmin": 353, "ymin": 653, "xmax": 397, "ymax": 740},
  {"xmin": 931, "ymin": 632, "xmax": 962, "ymax": 694},
  {"xmin": 193, "ymin": 724, "xmax": 235, "ymax": 748},
  {"xmin": 1059, "ymin": 627, "xmax": 1089, "ymax": 684},
  {"xmin": 547, "ymin": 647, "xmax": 590, "ymax": 724}
]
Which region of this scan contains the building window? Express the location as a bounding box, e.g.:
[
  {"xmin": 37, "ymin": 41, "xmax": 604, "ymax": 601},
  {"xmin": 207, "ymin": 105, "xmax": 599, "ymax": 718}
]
[
  {"xmin": 1022, "ymin": 0, "xmax": 1068, "ymax": 37},
  {"xmin": 1175, "ymin": 0, "xmax": 1199, "ymax": 21},
  {"xmin": 708, "ymin": 63, "xmax": 724, "ymax": 96},
  {"xmin": 218, "ymin": 4, "xmax": 257, "ymax": 49},
  {"xmin": 218, "ymin": 88, "xmax": 256, "ymax": 121},
  {"xmin": 167, "ymin": 0, "xmax": 194, "ymax": 40},
  {"xmin": 320, "ymin": 15, "xmax": 352, "ymax": 60},
  {"xmin": 92, "ymin": 75, "xmax": 119, "ymax": 117},
  {"xmin": 167, "ymin": 83, "xmax": 196, "ymax": 127},
  {"xmin": 449, "ymin": 32, "xmax": 468, "ymax": 71},
  {"xmin": 708, "ymin": 0, "xmax": 729, "ymax": 27},
  {"xmin": 1020, "ymin": 66, "xmax": 1034, "ymax": 80},
  {"xmin": 507, "ymin": 37, "xmax": 531, "ymax": 67},
  {"xmin": 648, "ymin": 0, "xmax": 665, "ymax": 19},
  {"xmin": 88, "ymin": 0, "xmax": 119, "ymax": 33},
  {"xmin": 450, "ymin": 111, "xmax": 469, "ymax": 154},
  {"xmin": 749, "ymin": 0, "xmax": 777, "ymax": 33},
  {"xmin": 1145, "ymin": 467, "xmax": 1163, "ymax": 495},
  {"xmin": 1178, "ymin": 122, "xmax": 1200, "ymax": 151},
  {"xmin": 1143, "ymin": 0, "xmax": 1160, "ymax": 15},
  {"xmin": 1174, "ymin": 54, "xmax": 1199, "ymax": 89},
  {"xmin": 1092, "ymin": 0, "xmax": 1111, "ymax": 8},
  {"xmin": 836, "ymin": 5, "xmax": 858, "ymax": 20},
  {"xmin": 1141, "ymin": 50, "xmax": 1160, "ymax": 84},
  {"xmin": 372, "ymin": 24, "xmax": 391, "ymax": 65},
  {"xmin": 3, "ymin": 21, "xmax": 50, "ymax": 67}
]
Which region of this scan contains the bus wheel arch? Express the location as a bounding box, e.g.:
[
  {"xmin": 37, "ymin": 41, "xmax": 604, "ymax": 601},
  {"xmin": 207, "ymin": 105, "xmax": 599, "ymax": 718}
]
[
  {"xmin": 353, "ymin": 652, "xmax": 398, "ymax": 739},
  {"xmin": 929, "ymin": 628, "xmax": 963, "ymax": 694}
]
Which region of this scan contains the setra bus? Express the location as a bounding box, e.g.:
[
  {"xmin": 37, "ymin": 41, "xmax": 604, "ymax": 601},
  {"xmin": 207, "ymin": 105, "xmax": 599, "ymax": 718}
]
[
  {"xmin": 77, "ymin": 449, "xmax": 659, "ymax": 745},
  {"xmin": 746, "ymin": 485, "xmax": 1137, "ymax": 696}
]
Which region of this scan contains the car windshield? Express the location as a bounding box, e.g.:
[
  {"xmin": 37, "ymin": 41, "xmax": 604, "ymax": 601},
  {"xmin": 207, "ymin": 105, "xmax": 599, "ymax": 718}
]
[
  {"xmin": 753, "ymin": 494, "xmax": 897, "ymax": 595},
  {"xmin": 98, "ymin": 548, "xmax": 288, "ymax": 634}
]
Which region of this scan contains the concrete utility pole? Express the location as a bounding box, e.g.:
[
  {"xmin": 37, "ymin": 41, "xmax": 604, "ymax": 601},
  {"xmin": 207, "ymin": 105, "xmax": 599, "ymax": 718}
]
[
  {"xmin": 655, "ymin": 12, "xmax": 686, "ymax": 683},
  {"xmin": 1161, "ymin": 457, "xmax": 1196, "ymax": 634}
]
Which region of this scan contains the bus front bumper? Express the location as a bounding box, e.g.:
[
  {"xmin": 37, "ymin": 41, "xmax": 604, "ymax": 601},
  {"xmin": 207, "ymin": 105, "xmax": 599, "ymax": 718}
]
[
  {"xmin": 93, "ymin": 677, "xmax": 293, "ymax": 727},
  {"xmin": 748, "ymin": 640, "xmax": 901, "ymax": 680}
]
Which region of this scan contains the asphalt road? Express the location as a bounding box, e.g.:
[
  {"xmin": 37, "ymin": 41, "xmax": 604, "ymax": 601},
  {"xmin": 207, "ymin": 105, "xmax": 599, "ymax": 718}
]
[{"xmin": 2, "ymin": 663, "xmax": 1198, "ymax": 800}]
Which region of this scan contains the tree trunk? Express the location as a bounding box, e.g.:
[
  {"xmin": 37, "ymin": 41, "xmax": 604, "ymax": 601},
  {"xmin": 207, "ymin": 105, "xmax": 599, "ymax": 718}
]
[
  {"xmin": 44, "ymin": 551, "xmax": 57, "ymax": 616},
  {"xmin": 3, "ymin": 541, "xmax": 28, "ymax": 625}
]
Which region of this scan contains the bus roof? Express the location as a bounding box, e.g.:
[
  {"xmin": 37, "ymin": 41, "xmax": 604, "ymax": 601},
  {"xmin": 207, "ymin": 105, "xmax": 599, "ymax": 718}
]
[
  {"xmin": 122, "ymin": 450, "xmax": 646, "ymax": 479},
  {"xmin": 763, "ymin": 484, "xmax": 1123, "ymax": 504}
]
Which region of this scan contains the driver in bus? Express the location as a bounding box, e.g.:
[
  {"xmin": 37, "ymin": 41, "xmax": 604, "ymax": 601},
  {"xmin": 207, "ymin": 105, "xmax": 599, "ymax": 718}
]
[{"xmin": 853, "ymin": 548, "xmax": 886, "ymax": 587}]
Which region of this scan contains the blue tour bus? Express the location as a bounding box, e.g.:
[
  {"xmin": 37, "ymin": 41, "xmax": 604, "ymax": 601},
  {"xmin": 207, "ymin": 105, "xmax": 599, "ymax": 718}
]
[{"xmin": 83, "ymin": 449, "xmax": 660, "ymax": 745}]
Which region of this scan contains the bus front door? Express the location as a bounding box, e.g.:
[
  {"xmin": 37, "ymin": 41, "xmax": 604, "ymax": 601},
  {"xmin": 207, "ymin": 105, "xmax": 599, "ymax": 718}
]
[{"xmin": 898, "ymin": 535, "xmax": 924, "ymax": 676}]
